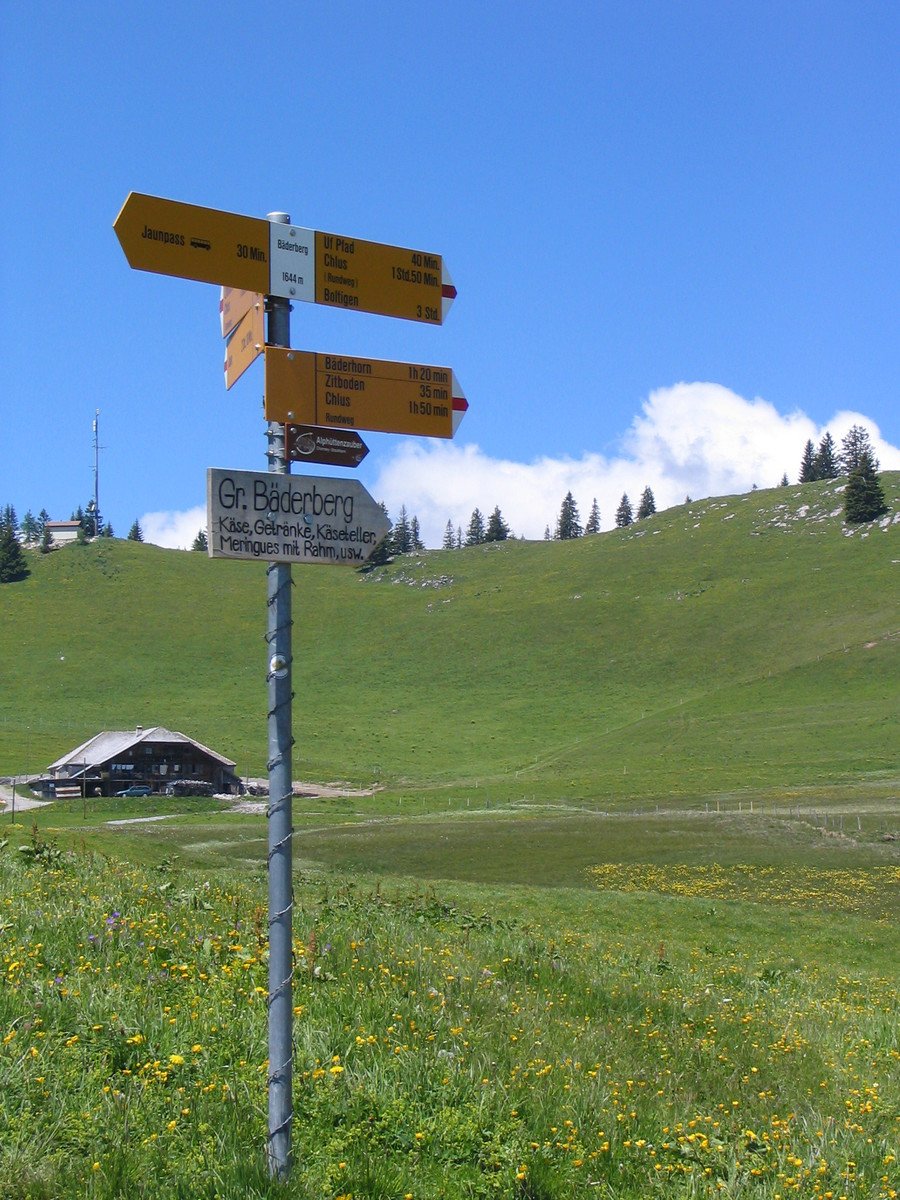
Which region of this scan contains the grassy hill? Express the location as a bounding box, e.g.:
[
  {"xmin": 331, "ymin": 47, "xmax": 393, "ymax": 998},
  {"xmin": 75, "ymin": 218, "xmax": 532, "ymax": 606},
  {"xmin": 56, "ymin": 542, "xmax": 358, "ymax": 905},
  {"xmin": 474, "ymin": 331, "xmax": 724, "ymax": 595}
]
[
  {"xmin": 2, "ymin": 476, "xmax": 898, "ymax": 810},
  {"xmin": 2, "ymin": 479, "xmax": 898, "ymax": 1198}
]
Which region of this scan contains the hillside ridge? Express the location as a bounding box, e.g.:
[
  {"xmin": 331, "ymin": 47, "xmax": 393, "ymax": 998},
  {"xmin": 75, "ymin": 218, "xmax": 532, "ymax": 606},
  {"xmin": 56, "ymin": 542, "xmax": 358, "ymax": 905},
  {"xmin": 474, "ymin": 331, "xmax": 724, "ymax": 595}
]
[{"xmin": 2, "ymin": 476, "xmax": 898, "ymax": 804}]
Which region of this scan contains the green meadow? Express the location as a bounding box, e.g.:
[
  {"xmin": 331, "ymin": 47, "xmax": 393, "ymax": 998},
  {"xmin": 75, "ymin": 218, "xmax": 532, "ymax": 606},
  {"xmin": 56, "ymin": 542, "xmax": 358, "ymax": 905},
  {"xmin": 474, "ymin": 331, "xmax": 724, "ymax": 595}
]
[
  {"xmin": 3, "ymin": 477, "xmax": 899, "ymax": 800},
  {"xmin": 1, "ymin": 843, "xmax": 897, "ymax": 1199},
  {"xmin": 1, "ymin": 477, "xmax": 898, "ymax": 1197}
]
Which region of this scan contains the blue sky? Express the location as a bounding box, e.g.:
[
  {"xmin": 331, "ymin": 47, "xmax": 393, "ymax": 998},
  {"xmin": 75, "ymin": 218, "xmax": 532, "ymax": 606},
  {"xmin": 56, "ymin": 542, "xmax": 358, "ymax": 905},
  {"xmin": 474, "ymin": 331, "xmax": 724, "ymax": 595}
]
[{"xmin": 2, "ymin": 1, "xmax": 898, "ymax": 547}]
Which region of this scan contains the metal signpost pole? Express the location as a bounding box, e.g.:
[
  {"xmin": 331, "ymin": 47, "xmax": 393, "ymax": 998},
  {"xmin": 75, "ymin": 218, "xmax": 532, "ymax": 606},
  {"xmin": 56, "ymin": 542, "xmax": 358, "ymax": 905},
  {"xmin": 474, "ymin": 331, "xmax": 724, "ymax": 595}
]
[
  {"xmin": 113, "ymin": 190, "xmax": 458, "ymax": 1183},
  {"xmin": 265, "ymin": 211, "xmax": 294, "ymax": 1180}
]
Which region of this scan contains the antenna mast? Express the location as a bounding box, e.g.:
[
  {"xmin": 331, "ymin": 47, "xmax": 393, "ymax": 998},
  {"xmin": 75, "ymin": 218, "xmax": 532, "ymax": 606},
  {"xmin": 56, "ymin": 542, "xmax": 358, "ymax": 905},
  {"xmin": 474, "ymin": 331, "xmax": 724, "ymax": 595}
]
[{"xmin": 92, "ymin": 410, "xmax": 100, "ymax": 536}]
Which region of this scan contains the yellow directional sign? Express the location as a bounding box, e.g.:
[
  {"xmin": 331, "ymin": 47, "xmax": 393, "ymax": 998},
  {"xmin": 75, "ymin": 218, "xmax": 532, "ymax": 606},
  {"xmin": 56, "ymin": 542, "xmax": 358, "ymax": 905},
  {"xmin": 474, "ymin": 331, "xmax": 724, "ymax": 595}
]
[
  {"xmin": 223, "ymin": 299, "xmax": 264, "ymax": 390},
  {"xmin": 268, "ymin": 226, "xmax": 456, "ymax": 322},
  {"xmin": 264, "ymin": 348, "xmax": 467, "ymax": 439},
  {"xmin": 220, "ymin": 286, "xmax": 262, "ymax": 338},
  {"xmin": 114, "ymin": 193, "xmax": 269, "ymax": 292},
  {"xmin": 312, "ymin": 232, "xmax": 451, "ymax": 324},
  {"xmin": 116, "ymin": 193, "xmax": 458, "ymax": 324}
]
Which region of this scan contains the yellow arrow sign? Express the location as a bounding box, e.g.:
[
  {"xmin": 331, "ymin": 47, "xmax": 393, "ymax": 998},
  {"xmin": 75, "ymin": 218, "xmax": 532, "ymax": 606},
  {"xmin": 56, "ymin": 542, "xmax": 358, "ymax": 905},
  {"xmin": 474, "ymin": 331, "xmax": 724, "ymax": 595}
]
[
  {"xmin": 116, "ymin": 194, "xmax": 457, "ymax": 324},
  {"xmin": 220, "ymin": 286, "xmax": 262, "ymax": 338},
  {"xmin": 311, "ymin": 232, "xmax": 451, "ymax": 324},
  {"xmin": 223, "ymin": 299, "xmax": 264, "ymax": 390},
  {"xmin": 114, "ymin": 193, "xmax": 269, "ymax": 292},
  {"xmin": 268, "ymin": 227, "xmax": 456, "ymax": 323},
  {"xmin": 264, "ymin": 348, "xmax": 467, "ymax": 439}
]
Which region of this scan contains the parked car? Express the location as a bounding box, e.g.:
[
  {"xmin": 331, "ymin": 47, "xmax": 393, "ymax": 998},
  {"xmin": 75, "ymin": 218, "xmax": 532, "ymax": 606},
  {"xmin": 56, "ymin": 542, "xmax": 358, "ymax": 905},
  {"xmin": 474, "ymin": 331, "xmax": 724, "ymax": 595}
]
[
  {"xmin": 163, "ymin": 780, "xmax": 215, "ymax": 797},
  {"xmin": 114, "ymin": 785, "xmax": 153, "ymax": 797}
]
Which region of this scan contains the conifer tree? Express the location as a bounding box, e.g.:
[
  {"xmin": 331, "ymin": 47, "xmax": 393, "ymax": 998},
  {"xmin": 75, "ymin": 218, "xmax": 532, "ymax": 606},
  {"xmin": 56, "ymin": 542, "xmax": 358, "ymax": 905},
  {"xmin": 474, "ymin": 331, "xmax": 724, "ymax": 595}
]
[
  {"xmin": 813, "ymin": 432, "xmax": 839, "ymax": 479},
  {"xmin": 636, "ymin": 486, "xmax": 656, "ymax": 519},
  {"xmin": 192, "ymin": 529, "xmax": 208, "ymax": 551},
  {"xmin": 456, "ymin": 525, "xmax": 463, "ymax": 549},
  {"xmin": 484, "ymin": 506, "xmax": 510, "ymax": 542},
  {"xmin": 780, "ymin": 473, "xmax": 789, "ymax": 487},
  {"xmin": 843, "ymin": 450, "xmax": 888, "ymax": 524},
  {"xmin": 584, "ymin": 498, "xmax": 600, "ymax": 535},
  {"xmin": 410, "ymin": 515, "xmax": 425, "ymax": 551},
  {"xmin": 840, "ymin": 424, "xmax": 877, "ymax": 474},
  {"xmin": 88, "ymin": 501, "xmax": 102, "ymax": 537},
  {"xmin": 80, "ymin": 500, "xmax": 101, "ymax": 537},
  {"xmin": 366, "ymin": 503, "xmax": 392, "ymax": 566},
  {"xmin": 20, "ymin": 510, "xmax": 39, "ymax": 544},
  {"xmin": 1, "ymin": 504, "xmax": 17, "ymax": 533},
  {"xmin": 391, "ymin": 505, "xmax": 412, "ymax": 554},
  {"xmin": 799, "ymin": 439, "xmax": 817, "ymax": 482},
  {"xmin": 555, "ymin": 492, "xmax": 582, "ymax": 539},
  {"xmin": 0, "ymin": 522, "xmax": 28, "ymax": 582},
  {"xmin": 442, "ymin": 520, "xmax": 455, "ymax": 550},
  {"xmin": 615, "ymin": 493, "xmax": 634, "ymax": 527},
  {"xmin": 127, "ymin": 520, "xmax": 144, "ymax": 542},
  {"xmin": 465, "ymin": 508, "xmax": 485, "ymax": 546}
]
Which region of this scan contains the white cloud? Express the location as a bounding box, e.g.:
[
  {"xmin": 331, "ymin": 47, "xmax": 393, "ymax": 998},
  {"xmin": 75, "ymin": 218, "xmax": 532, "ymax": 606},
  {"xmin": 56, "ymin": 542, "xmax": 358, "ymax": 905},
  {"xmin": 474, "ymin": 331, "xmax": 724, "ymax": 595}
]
[
  {"xmin": 371, "ymin": 383, "xmax": 900, "ymax": 546},
  {"xmin": 140, "ymin": 384, "xmax": 900, "ymax": 549},
  {"xmin": 140, "ymin": 505, "xmax": 207, "ymax": 550}
]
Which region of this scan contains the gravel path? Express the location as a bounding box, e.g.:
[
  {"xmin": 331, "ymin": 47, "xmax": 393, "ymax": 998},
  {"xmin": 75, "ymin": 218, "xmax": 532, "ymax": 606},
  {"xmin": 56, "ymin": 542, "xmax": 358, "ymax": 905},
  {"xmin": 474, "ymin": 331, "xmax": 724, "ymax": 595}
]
[{"xmin": 0, "ymin": 783, "xmax": 49, "ymax": 812}]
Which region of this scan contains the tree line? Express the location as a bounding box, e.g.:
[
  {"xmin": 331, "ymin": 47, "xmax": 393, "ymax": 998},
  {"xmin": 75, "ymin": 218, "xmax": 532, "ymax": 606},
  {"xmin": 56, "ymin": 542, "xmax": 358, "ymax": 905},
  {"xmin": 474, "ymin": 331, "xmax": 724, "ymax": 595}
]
[
  {"xmin": 1, "ymin": 421, "xmax": 889, "ymax": 580},
  {"xmin": 798, "ymin": 423, "xmax": 877, "ymax": 482},
  {"xmin": 367, "ymin": 486, "xmax": 661, "ymax": 560},
  {"xmin": 796, "ymin": 424, "xmax": 887, "ymax": 523},
  {"xmin": 0, "ymin": 501, "xmax": 152, "ymax": 549},
  {"xmin": 374, "ymin": 423, "xmax": 891, "ymax": 558},
  {"xmin": 541, "ymin": 486, "xmax": 658, "ymax": 540},
  {"xmin": 0, "ymin": 502, "xmax": 151, "ymax": 583}
]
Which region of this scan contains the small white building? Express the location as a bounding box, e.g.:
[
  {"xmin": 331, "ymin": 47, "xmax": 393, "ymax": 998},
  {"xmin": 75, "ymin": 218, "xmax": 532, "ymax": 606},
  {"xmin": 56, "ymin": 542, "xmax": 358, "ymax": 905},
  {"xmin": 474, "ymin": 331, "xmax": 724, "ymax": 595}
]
[{"xmin": 44, "ymin": 520, "xmax": 83, "ymax": 546}]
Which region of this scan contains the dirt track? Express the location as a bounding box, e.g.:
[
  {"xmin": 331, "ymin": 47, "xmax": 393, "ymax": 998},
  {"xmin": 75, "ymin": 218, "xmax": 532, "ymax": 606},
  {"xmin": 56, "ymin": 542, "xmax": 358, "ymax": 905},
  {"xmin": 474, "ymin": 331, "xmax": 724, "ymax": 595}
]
[{"xmin": 0, "ymin": 783, "xmax": 49, "ymax": 812}]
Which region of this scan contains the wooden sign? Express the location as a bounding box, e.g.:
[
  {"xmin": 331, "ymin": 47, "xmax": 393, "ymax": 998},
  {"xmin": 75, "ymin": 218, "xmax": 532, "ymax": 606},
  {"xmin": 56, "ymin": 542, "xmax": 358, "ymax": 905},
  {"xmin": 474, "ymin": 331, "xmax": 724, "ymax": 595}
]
[{"xmin": 263, "ymin": 348, "xmax": 467, "ymax": 438}]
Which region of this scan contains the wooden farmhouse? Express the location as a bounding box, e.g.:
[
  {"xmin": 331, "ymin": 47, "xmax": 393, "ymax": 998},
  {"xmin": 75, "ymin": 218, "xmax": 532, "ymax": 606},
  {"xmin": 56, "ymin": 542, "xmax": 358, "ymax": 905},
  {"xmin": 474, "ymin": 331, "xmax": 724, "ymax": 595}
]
[{"xmin": 41, "ymin": 726, "xmax": 240, "ymax": 797}]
